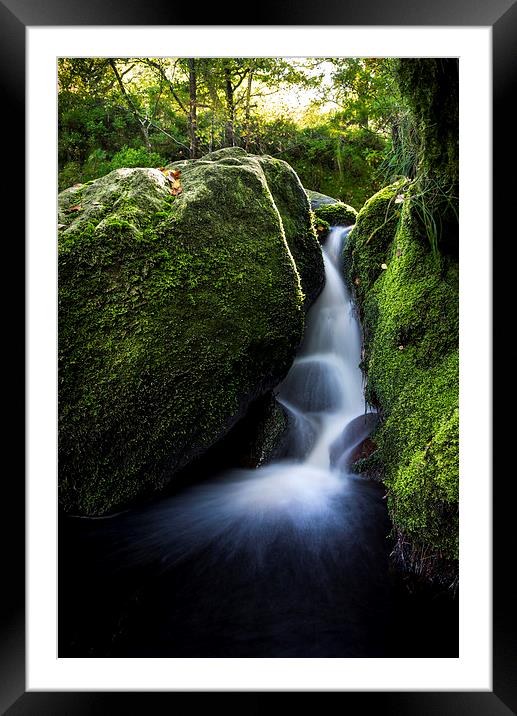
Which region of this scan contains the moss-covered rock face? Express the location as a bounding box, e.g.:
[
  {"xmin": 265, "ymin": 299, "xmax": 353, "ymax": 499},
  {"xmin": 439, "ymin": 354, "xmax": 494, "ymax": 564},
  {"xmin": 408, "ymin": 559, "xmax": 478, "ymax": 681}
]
[
  {"xmin": 344, "ymin": 181, "xmax": 404, "ymax": 304},
  {"xmin": 345, "ymin": 183, "xmax": 459, "ymax": 586},
  {"xmin": 175, "ymin": 148, "xmax": 325, "ymax": 307},
  {"xmin": 314, "ymin": 202, "xmax": 358, "ymax": 228},
  {"xmin": 59, "ymin": 149, "xmax": 320, "ymax": 515}
]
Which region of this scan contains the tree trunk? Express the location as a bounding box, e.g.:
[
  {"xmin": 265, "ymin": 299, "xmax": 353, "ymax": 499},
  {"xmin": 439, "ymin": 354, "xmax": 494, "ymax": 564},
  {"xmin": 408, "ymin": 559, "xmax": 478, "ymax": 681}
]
[
  {"xmin": 109, "ymin": 59, "xmax": 152, "ymax": 151},
  {"xmin": 224, "ymin": 66, "xmax": 235, "ymax": 147},
  {"xmin": 141, "ymin": 123, "xmax": 151, "ymax": 152},
  {"xmin": 188, "ymin": 59, "xmax": 199, "ymax": 159},
  {"xmin": 244, "ymin": 69, "xmax": 253, "ymax": 150}
]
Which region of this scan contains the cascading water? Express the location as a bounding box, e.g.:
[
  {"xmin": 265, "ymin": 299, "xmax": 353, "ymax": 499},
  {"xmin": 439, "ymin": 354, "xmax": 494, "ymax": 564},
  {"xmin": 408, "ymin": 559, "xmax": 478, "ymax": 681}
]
[
  {"xmin": 60, "ymin": 227, "xmax": 395, "ymax": 657},
  {"xmin": 110, "ymin": 227, "xmax": 378, "ymax": 558},
  {"xmin": 277, "ymin": 225, "xmax": 371, "ymax": 470}
]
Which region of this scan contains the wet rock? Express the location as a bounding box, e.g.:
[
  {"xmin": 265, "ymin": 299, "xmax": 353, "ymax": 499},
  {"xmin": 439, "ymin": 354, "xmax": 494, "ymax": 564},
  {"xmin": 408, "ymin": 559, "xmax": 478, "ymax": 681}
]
[{"xmin": 329, "ymin": 413, "xmax": 379, "ymax": 470}]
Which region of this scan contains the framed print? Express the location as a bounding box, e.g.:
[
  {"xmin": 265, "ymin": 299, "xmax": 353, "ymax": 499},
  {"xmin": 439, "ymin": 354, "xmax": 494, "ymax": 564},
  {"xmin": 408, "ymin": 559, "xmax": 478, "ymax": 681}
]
[{"xmin": 4, "ymin": 0, "xmax": 513, "ymax": 711}]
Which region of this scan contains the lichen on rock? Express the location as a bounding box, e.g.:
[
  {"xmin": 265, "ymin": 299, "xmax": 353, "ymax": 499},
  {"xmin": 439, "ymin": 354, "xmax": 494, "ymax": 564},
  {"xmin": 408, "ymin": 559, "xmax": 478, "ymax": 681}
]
[{"xmin": 58, "ymin": 148, "xmax": 323, "ymax": 516}]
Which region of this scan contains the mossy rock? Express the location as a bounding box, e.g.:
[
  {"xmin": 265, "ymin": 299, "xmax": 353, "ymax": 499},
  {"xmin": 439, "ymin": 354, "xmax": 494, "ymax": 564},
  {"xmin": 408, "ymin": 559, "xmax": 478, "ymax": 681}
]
[
  {"xmin": 311, "ymin": 214, "xmax": 331, "ymax": 242},
  {"xmin": 314, "ymin": 202, "xmax": 358, "ymax": 228},
  {"xmin": 348, "ymin": 183, "xmax": 459, "ymax": 584},
  {"xmin": 244, "ymin": 393, "xmax": 289, "ymax": 467},
  {"xmin": 305, "ymin": 189, "xmax": 340, "ymax": 210},
  {"xmin": 58, "ymin": 149, "xmax": 321, "ymax": 515},
  {"xmin": 344, "ymin": 180, "xmax": 405, "ymax": 305},
  {"xmin": 176, "ymin": 148, "xmax": 325, "ymax": 307}
]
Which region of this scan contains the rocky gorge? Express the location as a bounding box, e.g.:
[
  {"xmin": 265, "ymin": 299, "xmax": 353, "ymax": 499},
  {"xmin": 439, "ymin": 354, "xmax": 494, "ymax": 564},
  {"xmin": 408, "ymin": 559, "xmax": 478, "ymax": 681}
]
[{"xmin": 59, "ymin": 139, "xmax": 459, "ymax": 655}]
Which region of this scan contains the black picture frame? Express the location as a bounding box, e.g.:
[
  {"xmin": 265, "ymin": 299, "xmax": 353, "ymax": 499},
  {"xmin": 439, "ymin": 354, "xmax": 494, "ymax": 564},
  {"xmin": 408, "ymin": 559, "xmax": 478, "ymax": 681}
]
[{"xmin": 6, "ymin": 1, "xmax": 512, "ymax": 712}]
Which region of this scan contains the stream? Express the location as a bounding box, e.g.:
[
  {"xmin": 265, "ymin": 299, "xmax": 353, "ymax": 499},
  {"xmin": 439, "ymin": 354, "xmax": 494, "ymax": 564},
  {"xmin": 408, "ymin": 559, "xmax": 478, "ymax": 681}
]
[{"xmin": 59, "ymin": 227, "xmax": 458, "ymax": 657}]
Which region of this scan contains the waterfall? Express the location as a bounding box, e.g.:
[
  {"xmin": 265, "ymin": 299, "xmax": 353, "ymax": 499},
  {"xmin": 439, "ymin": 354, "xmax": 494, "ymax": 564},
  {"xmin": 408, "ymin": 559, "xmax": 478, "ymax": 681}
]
[
  {"xmin": 61, "ymin": 228, "xmax": 457, "ymax": 658},
  {"xmin": 277, "ymin": 226, "xmax": 371, "ymax": 470},
  {"xmin": 111, "ymin": 227, "xmax": 381, "ymax": 566}
]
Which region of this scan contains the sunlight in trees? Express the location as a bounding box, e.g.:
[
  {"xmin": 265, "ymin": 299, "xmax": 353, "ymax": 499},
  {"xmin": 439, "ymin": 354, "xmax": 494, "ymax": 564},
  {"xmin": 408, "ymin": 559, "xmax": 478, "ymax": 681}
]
[{"xmin": 58, "ymin": 57, "xmax": 403, "ymax": 206}]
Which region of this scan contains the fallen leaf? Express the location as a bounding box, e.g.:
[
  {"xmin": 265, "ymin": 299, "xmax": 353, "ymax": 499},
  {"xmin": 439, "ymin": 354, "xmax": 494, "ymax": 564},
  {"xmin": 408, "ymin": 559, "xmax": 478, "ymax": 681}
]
[
  {"xmin": 159, "ymin": 168, "xmax": 183, "ymax": 195},
  {"xmin": 169, "ymin": 179, "xmax": 182, "ymax": 195},
  {"xmin": 68, "ymin": 205, "xmax": 83, "ymax": 212}
]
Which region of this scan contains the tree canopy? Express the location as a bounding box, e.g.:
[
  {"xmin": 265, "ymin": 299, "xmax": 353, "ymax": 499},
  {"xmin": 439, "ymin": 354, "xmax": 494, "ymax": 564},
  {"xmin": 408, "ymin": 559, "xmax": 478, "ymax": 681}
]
[{"xmin": 58, "ymin": 56, "xmax": 458, "ymax": 220}]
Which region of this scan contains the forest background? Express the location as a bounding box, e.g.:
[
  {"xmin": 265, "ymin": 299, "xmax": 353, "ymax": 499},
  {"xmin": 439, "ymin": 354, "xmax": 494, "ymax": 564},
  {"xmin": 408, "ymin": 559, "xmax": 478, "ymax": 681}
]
[{"xmin": 58, "ymin": 57, "xmax": 417, "ymax": 209}]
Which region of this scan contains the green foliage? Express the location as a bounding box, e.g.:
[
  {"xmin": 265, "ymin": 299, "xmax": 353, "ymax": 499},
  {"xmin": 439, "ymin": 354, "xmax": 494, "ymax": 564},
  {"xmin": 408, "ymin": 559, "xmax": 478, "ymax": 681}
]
[
  {"xmin": 58, "ymin": 161, "xmax": 83, "ymax": 191},
  {"xmin": 327, "ymin": 58, "xmax": 400, "ymax": 132},
  {"xmin": 58, "ymin": 58, "xmax": 389, "ymax": 204},
  {"xmin": 277, "ymin": 123, "xmax": 387, "ymax": 209},
  {"xmin": 58, "ymin": 89, "xmax": 137, "ymax": 166},
  {"xmin": 59, "ymin": 146, "xmax": 168, "ymax": 191},
  {"xmin": 109, "ymin": 146, "xmax": 166, "ymax": 170},
  {"xmin": 379, "ymin": 109, "xmax": 420, "ymax": 181}
]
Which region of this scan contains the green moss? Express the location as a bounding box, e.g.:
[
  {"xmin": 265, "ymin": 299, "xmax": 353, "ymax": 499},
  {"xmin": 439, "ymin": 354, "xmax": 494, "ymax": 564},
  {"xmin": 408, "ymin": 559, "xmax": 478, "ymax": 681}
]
[
  {"xmin": 348, "ymin": 184, "xmax": 459, "ymax": 583},
  {"xmin": 59, "ymin": 151, "xmax": 318, "ymax": 515},
  {"xmin": 312, "ymin": 213, "xmax": 330, "ymax": 240},
  {"xmin": 187, "ymin": 148, "xmax": 325, "ymax": 307},
  {"xmin": 344, "ymin": 181, "xmax": 405, "ymax": 304},
  {"xmin": 314, "ymin": 202, "xmax": 357, "ymax": 228},
  {"xmin": 258, "ymin": 155, "xmax": 324, "ymax": 306},
  {"xmin": 396, "ymin": 59, "xmax": 458, "ymax": 187},
  {"xmin": 388, "ymin": 404, "xmax": 458, "ymax": 555},
  {"xmin": 394, "ymin": 60, "xmax": 459, "ymax": 257}
]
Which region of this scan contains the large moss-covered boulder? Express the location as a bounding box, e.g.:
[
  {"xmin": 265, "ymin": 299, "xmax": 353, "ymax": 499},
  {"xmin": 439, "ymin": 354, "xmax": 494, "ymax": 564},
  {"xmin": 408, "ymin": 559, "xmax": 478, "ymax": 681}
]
[
  {"xmin": 346, "ymin": 183, "xmax": 459, "ymax": 587},
  {"xmin": 58, "ymin": 149, "xmax": 322, "ymax": 515}
]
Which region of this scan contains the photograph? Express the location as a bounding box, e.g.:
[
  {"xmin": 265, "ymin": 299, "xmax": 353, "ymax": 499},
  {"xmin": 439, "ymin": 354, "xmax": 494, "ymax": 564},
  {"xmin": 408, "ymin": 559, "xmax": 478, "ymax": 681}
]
[
  {"xmin": 6, "ymin": 6, "xmax": 505, "ymax": 709},
  {"xmin": 56, "ymin": 55, "xmax": 460, "ymax": 659}
]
